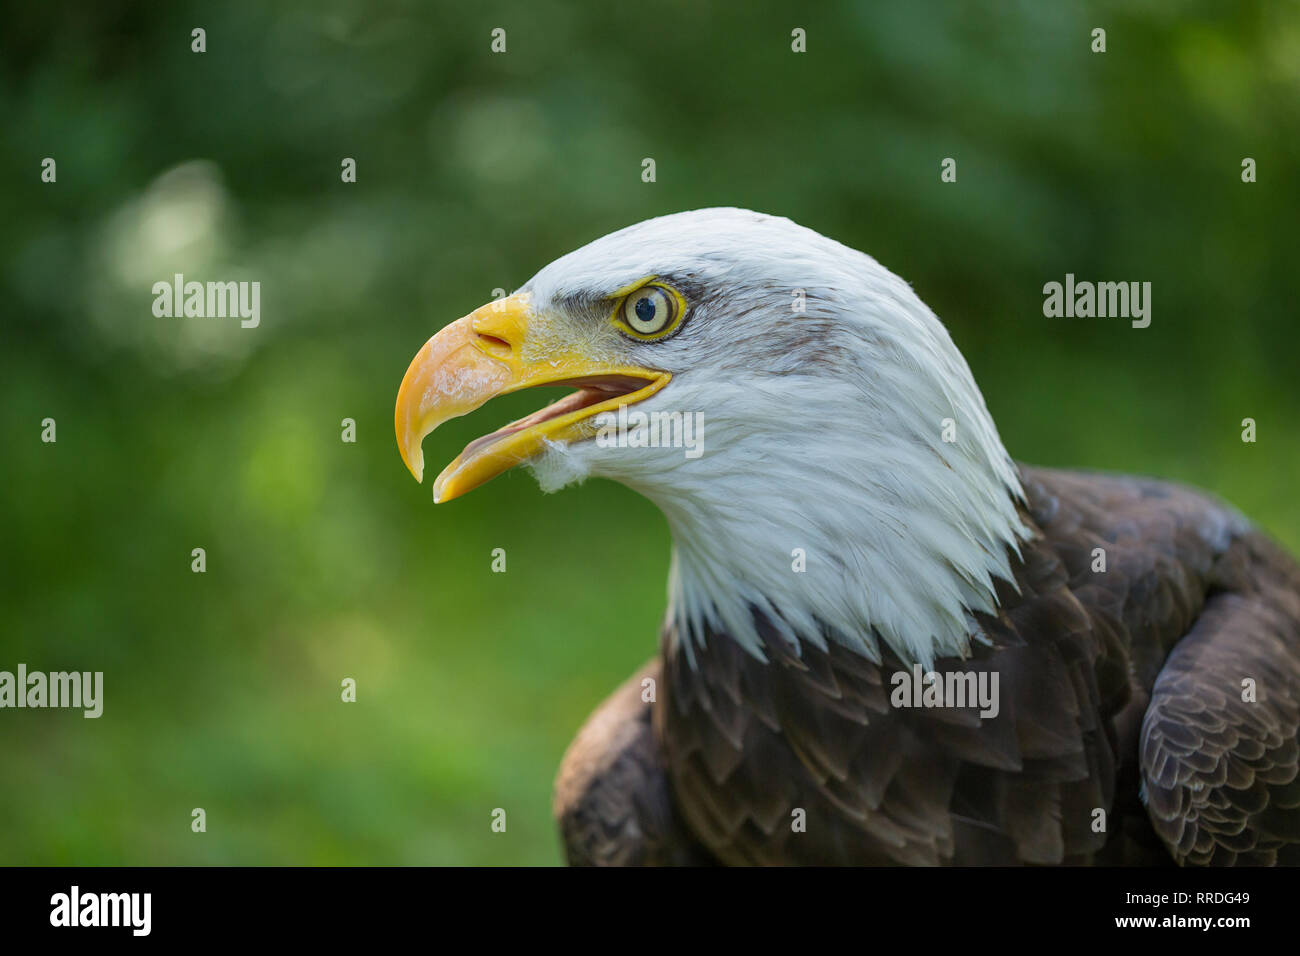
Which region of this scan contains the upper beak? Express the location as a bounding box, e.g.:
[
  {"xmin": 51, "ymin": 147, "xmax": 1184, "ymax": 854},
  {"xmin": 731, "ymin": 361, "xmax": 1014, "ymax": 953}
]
[{"xmin": 395, "ymin": 292, "xmax": 670, "ymax": 502}]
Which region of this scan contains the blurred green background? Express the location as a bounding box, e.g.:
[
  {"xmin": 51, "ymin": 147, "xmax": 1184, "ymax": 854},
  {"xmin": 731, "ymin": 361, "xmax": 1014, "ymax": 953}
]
[{"xmin": 2, "ymin": 0, "xmax": 1298, "ymax": 864}]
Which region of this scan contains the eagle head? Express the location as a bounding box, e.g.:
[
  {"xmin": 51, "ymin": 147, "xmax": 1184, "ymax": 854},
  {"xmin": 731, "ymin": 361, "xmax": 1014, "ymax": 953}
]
[{"xmin": 395, "ymin": 208, "xmax": 1027, "ymax": 667}]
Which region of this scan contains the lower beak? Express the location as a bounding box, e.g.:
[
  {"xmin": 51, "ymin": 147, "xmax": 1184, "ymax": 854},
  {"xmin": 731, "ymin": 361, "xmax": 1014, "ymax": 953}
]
[{"xmin": 394, "ymin": 292, "xmax": 670, "ymax": 502}]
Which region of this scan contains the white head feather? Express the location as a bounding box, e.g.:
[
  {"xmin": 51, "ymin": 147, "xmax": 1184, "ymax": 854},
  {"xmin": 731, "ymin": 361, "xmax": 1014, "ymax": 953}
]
[{"xmin": 519, "ymin": 208, "xmax": 1028, "ymax": 669}]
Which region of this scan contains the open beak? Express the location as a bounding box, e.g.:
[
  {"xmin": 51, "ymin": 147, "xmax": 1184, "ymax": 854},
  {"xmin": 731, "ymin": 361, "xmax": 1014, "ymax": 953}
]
[{"xmin": 395, "ymin": 292, "xmax": 671, "ymax": 502}]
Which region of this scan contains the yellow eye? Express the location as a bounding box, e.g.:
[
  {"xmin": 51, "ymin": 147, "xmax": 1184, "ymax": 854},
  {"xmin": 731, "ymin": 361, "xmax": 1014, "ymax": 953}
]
[{"xmin": 613, "ymin": 282, "xmax": 685, "ymax": 340}]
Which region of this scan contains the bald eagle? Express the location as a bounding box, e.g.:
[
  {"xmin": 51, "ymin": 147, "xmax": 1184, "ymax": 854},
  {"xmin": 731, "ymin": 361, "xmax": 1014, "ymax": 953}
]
[{"xmin": 395, "ymin": 208, "xmax": 1300, "ymax": 866}]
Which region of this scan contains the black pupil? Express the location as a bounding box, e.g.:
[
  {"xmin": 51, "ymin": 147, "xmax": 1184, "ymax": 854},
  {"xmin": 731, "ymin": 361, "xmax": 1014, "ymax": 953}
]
[{"xmin": 634, "ymin": 296, "xmax": 656, "ymax": 323}]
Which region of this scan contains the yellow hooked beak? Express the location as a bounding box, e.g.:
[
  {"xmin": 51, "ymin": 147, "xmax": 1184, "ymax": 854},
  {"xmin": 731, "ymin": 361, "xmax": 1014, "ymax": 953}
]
[{"xmin": 395, "ymin": 292, "xmax": 671, "ymax": 502}]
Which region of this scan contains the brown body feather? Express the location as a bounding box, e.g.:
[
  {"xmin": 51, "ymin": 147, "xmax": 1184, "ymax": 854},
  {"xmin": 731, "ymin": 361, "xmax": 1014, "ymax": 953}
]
[{"xmin": 554, "ymin": 466, "xmax": 1300, "ymax": 865}]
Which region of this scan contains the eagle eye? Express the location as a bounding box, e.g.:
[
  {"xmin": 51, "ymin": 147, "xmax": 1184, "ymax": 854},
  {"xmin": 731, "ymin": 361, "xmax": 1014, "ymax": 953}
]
[{"xmin": 612, "ymin": 281, "xmax": 686, "ymax": 341}]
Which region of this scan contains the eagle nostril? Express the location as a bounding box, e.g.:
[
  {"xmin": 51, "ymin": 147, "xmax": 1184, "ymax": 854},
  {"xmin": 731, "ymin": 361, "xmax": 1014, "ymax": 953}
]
[{"xmin": 475, "ymin": 332, "xmax": 513, "ymax": 358}]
